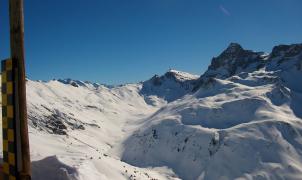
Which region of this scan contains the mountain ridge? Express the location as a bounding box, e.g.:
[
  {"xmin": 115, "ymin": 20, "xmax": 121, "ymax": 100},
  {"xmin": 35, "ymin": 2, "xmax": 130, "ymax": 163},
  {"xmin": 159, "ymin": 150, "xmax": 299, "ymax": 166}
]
[
  {"xmin": 36, "ymin": 42, "xmax": 302, "ymax": 96},
  {"xmin": 4, "ymin": 42, "xmax": 301, "ymax": 180},
  {"xmin": 121, "ymin": 43, "xmax": 302, "ymax": 180}
]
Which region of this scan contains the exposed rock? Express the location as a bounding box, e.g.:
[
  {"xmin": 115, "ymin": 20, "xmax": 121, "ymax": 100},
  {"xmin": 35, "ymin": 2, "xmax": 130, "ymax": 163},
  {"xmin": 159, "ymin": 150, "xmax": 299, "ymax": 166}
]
[
  {"xmin": 207, "ymin": 43, "xmax": 266, "ymax": 78},
  {"xmin": 193, "ymin": 43, "xmax": 302, "ymax": 92}
]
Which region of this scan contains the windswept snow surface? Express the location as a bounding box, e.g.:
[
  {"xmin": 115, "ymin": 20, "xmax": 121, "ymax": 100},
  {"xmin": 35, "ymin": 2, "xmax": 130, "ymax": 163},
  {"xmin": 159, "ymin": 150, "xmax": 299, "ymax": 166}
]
[
  {"xmin": 121, "ymin": 43, "xmax": 302, "ymax": 180},
  {"xmin": 0, "ymin": 43, "xmax": 302, "ymax": 180},
  {"xmin": 122, "ymin": 73, "xmax": 302, "ymax": 180},
  {"xmin": 26, "ymin": 81, "xmax": 178, "ymax": 180},
  {"xmin": 0, "ymin": 80, "xmax": 178, "ymax": 180}
]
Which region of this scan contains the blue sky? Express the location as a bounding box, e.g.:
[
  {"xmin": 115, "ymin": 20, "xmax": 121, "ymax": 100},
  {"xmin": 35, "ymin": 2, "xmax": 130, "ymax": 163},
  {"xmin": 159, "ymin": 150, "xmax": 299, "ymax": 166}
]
[{"xmin": 1, "ymin": 0, "xmax": 302, "ymax": 84}]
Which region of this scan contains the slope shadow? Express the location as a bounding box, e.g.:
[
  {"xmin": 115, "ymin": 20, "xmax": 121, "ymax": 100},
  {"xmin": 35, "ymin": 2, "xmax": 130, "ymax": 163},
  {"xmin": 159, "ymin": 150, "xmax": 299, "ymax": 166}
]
[
  {"xmin": 0, "ymin": 156, "xmax": 78, "ymax": 180},
  {"xmin": 32, "ymin": 156, "xmax": 78, "ymax": 180},
  {"xmin": 180, "ymin": 98, "xmax": 268, "ymax": 129},
  {"xmin": 290, "ymin": 92, "xmax": 302, "ymax": 119}
]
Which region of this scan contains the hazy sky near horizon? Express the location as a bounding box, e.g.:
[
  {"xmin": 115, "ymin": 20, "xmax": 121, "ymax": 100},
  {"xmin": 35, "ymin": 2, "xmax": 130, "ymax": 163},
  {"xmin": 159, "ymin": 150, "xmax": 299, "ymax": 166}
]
[{"xmin": 1, "ymin": 0, "xmax": 302, "ymax": 84}]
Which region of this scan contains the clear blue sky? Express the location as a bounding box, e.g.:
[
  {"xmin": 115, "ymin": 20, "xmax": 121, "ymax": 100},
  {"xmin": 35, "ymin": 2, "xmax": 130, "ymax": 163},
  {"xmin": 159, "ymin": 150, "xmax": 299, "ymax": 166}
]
[{"xmin": 1, "ymin": 0, "xmax": 302, "ymax": 84}]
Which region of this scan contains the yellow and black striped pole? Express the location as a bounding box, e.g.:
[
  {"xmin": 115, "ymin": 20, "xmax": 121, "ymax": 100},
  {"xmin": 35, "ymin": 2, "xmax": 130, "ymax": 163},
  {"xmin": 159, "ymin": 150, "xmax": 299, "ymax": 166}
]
[
  {"xmin": 1, "ymin": 0, "xmax": 31, "ymax": 179},
  {"xmin": 2, "ymin": 59, "xmax": 18, "ymax": 180}
]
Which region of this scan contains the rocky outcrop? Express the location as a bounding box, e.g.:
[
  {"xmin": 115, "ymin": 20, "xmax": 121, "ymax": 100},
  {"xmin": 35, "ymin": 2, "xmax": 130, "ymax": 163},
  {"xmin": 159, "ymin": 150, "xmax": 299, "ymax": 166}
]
[
  {"xmin": 193, "ymin": 43, "xmax": 302, "ymax": 92},
  {"xmin": 206, "ymin": 43, "xmax": 267, "ymax": 78}
]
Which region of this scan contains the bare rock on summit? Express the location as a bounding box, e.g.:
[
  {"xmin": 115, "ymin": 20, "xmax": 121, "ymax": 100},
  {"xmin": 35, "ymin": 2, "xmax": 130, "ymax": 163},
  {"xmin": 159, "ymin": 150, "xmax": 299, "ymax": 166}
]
[{"xmin": 206, "ymin": 42, "xmax": 266, "ymax": 78}]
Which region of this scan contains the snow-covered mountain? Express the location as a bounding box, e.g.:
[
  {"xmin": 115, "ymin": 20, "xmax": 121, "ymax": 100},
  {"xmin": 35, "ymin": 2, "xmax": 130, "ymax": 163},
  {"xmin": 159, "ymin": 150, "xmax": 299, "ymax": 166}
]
[
  {"xmin": 122, "ymin": 43, "xmax": 302, "ymax": 180},
  {"xmin": 141, "ymin": 69, "xmax": 199, "ymax": 103},
  {"xmin": 193, "ymin": 43, "xmax": 302, "ymax": 91},
  {"xmin": 0, "ymin": 43, "xmax": 301, "ymax": 180}
]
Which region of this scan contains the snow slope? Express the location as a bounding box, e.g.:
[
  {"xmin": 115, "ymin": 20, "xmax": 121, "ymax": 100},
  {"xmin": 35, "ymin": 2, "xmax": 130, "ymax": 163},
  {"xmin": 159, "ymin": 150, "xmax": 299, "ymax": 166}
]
[
  {"xmin": 122, "ymin": 74, "xmax": 302, "ymax": 179},
  {"xmin": 1, "ymin": 80, "xmax": 179, "ymax": 180},
  {"xmin": 0, "ymin": 42, "xmax": 301, "ymax": 180},
  {"xmin": 121, "ymin": 43, "xmax": 302, "ymax": 180}
]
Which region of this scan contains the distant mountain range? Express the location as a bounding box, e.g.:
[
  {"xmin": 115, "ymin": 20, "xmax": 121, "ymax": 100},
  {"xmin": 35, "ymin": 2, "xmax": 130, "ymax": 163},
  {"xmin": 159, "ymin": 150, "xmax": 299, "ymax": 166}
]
[{"xmin": 3, "ymin": 42, "xmax": 301, "ymax": 180}]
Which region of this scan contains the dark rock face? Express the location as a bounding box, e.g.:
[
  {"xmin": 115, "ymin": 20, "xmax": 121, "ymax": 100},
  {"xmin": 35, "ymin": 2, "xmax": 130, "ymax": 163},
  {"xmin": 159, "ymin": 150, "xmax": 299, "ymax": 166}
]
[
  {"xmin": 43, "ymin": 112, "xmax": 84, "ymax": 135},
  {"xmin": 141, "ymin": 70, "xmax": 198, "ymax": 102},
  {"xmin": 150, "ymin": 75, "xmax": 162, "ymax": 86},
  {"xmin": 58, "ymin": 78, "xmax": 99, "ymax": 88},
  {"xmin": 164, "ymin": 71, "xmax": 181, "ymax": 81},
  {"xmin": 271, "ymin": 44, "xmax": 302, "ymax": 58},
  {"xmin": 193, "ymin": 43, "xmax": 302, "ymax": 92},
  {"xmin": 207, "ymin": 43, "xmax": 266, "ymax": 78},
  {"xmin": 29, "ymin": 107, "xmax": 87, "ymax": 135},
  {"xmin": 149, "ymin": 71, "xmax": 193, "ymax": 86},
  {"xmin": 270, "ymin": 44, "xmax": 302, "ymax": 65},
  {"xmin": 46, "ymin": 116, "xmax": 67, "ymax": 135},
  {"xmin": 70, "ymin": 82, "xmax": 79, "ymax": 87},
  {"xmin": 209, "ymin": 43, "xmax": 245, "ymax": 70}
]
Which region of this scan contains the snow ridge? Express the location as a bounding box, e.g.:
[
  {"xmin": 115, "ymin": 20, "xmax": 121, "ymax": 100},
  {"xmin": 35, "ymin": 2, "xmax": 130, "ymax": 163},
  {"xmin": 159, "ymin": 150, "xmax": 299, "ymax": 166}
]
[{"xmin": 0, "ymin": 42, "xmax": 301, "ymax": 180}]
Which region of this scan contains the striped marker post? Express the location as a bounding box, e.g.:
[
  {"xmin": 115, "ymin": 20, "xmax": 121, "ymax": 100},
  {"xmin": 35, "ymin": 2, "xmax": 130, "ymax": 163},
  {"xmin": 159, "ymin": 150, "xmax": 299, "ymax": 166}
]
[{"xmin": 2, "ymin": 59, "xmax": 18, "ymax": 180}]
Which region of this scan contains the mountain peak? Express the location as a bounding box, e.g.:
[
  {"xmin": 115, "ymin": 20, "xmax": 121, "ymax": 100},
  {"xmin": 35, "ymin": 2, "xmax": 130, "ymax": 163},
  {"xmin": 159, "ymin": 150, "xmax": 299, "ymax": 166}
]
[
  {"xmin": 56, "ymin": 78, "xmax": 104, "ymax": 89},
  {"xmin": 224, "ymin": 43, "xmax": 244, "ymax": 54},
  {"xmin": 164, "ymin": 69, "xmax": 199, "ymax": 82},
  {"xmin": 141, "ymin": 70, "xmax": 199, "ymax": 102},
  {"xmin": 271, "ymin": 43, "xmax": 302, "ymax": 58},
  {"xmin": 148, "ymin": 69, "xmax": 198, "ymax": 87},
  {"xmin": 205, "ymin": 43, "xmax": 263, "ymax": 79}
]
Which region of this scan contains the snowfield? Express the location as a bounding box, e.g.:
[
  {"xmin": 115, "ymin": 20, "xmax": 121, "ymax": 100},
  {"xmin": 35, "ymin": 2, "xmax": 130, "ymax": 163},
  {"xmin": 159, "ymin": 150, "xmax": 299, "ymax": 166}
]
[{"xmin": 1, "ymin": 43, "xmax": 302, "ymax": 180}]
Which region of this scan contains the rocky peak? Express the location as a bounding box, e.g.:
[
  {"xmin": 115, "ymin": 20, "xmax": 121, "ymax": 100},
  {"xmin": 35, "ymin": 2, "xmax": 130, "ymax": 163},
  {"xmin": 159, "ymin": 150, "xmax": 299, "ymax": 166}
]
[
  {"xmin": 58, "ymin": 78, "xmax": 86, "ymax": 87},
  {"xmin": 223, "ymin": 43, "xmax": 244, "ymax": 54},
  {"xmin": 164, "ymin": 70, "xmax": 199, "ymax": 82},
  {"xmin": 206, "ymin": 43, "xmax": 264, "ymax": 78},
  {"xmin": 141, "ymin": 70, "xmax": 199, "ymax": 102},
  {"xmin": 57, "ymin": 78, "xmax": 102, "ymax": 89},
  {"xmin": 149, "ymin": 75, "xmax": 162, "ymax": 86},
  {"xmin": 148, "ymin": 70, "xmax": 198, "ymax": 87},
  {"xmin": 193, "ymin": 42, "xmax": 302, "ymax": 92},
  {"xmin": 271, "ymin": 43, "xmax": 302, "ymax": 58}
]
